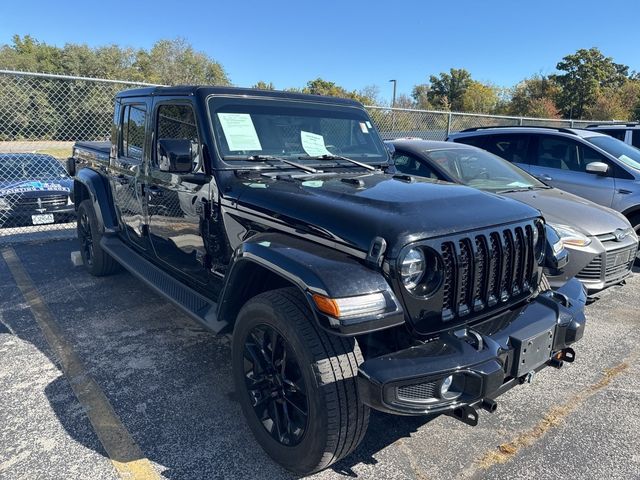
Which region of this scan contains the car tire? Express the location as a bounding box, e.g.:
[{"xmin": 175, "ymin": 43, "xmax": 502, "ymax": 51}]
[
  {"xmin": 232, "ymin": 287, "xmax": 369, "ymax": 475},
  {"xmin": 77, "ymin": 200, "xmax": 120, "ymax": 276}
]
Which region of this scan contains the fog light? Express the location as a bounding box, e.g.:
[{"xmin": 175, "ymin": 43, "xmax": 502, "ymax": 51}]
[{"xmin": 439, "ymin": 374, "xmax": 463, "ymax": 400}]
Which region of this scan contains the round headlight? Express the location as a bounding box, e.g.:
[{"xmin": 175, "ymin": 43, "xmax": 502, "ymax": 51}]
[
  {"xmin": 533, "ymin": 219, "xmax": 545, "ymax": 263},
  {"xmin": 400, "ymin": 248, "xmax": 426, "ymax": 290}
]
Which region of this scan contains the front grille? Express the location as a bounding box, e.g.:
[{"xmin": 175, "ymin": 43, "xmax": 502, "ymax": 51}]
[
  {"xmin": 5, "ymin": 194, "xmax": 68, "ymax": 208},
  {"xmin": 440, "ymin": 222, "xmax": 537, "ymax": 322},
  {"xmin": 577, "ymin": 256, "xmax": 602, "ymax": 280},
  {"xmin": 577, "ymin": 243, "xmax": 635, "ymax": 285},
  {"xmin": 397, "ymin": 381, "xmax": 438, "ymax": 403}
]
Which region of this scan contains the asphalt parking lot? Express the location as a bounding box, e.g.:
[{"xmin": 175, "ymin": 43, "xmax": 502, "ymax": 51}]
[{"xmin": 0, "ymin": 238, "xmax": 639, "ymax": 480}]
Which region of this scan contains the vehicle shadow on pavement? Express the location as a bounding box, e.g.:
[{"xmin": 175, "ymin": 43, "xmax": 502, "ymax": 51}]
[{"xmin": 0, "ymin": 240, "xmax": 445, "ymax": 480}]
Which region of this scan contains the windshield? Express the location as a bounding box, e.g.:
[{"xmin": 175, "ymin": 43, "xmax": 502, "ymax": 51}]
[
  {"xmin": 209, "ymin": 97, "xmax": 388, "ymax": 164},
  {"xmin": 585, "ymin": 135, "xmax": 640, "ymax": 171},
  {"xmin": 0, "ymin": 156, "xmax": 68, "ymax": 182},
  {"xmin": 425, "ymin": 147, "xmax": 545, "ymax": 191}
]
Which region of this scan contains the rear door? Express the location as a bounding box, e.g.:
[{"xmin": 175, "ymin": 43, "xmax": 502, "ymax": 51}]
[
  {"xmin": 147, "ymin": 100, "xmax": 210, "ymax": 285},
  {"xmin": 110, "ymin": 98, "xmax": 150, "ymax": 249},
  {"xmin": 480, "ymin": 133, "xmax": 532, "ymax": 172},
  {"xmin": 527, "ymin": 134, "xmax": 615, "ymax": 207}
]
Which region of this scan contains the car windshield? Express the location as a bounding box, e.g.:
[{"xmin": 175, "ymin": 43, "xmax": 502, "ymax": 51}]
[
  {"xmin": 424, "ymin": 147, "xmax": 545, "ymax": 191},
  {"xmin": 585, "ymin": 135, "xmax": 640, "ymax": 171},
  {"xmin": 208, "ymin": 97, "xmax": 388, "ymax": 165},
  {"xmin": 0, "ymin": 156, "xmax": 68, "ymax": 182}
]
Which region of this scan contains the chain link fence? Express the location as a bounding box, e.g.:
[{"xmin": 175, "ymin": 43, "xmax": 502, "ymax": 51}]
[{"xmin": 0, "ymin": 69, "xmax": 610, "ymax": 242}]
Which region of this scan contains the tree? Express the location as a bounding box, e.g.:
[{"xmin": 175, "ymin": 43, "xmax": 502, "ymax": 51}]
[
  {"xmin": 411, "ymin": 84, "xmax": 432, "ymax": 109},
  {"xmin": 300, "ymin": 78, "xmax": 373, "ymax": 105},
  {"xmin": 508, "ymin": 75, "xmax": 560, "ymax": 117},
  {"xmin": 461, "ymin": 81, "xmax": 498, "ymax": 113},
  {"xmin": 252, "ymin": 80, "xmax": 275, "ymax": 90},
  {"xmin": 552, "ymin": 47, "xmax": 629, "ymax": 119},
  {"xmin": 426, "ymin": 68, "xmax": 472, "ymax": 111}
]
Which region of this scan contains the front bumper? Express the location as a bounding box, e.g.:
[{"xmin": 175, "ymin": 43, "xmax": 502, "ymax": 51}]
[
  {"xmin": 0, "ymin": 204, "xmax": 75, "ymax": 227},
  {"xmin": 357, "ymin": 278, "xmax": 587, "ymax": 416},
  {"xmin": 547, "ymin": 235, "xmax": 637, "ymax": 293}
]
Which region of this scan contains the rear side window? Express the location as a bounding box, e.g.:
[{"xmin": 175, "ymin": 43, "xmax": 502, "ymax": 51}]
[
  {"xmin": 451, "ymin": 135, "xmax": 485, "ymax": 148},
  {"xmin": 633, "ymin": 131, "xmax": 640, "ymax": 149},
  {"xmin": 482, "ymin": 134, "xmax": 530, "ymax": 164},
  {"xmin": 120, "ymin": 104, "xmax": 146, "ymax": 160},
  {"xmin": 596, "ymin": 129, "xmax": 626, "ymax": 141}
]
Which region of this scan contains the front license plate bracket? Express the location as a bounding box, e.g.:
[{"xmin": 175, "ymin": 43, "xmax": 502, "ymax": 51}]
[{"xmin": 512, "ymin": 328, "xmax": 554, "ymax": 378}]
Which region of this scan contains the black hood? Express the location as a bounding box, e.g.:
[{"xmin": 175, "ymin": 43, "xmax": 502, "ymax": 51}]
[{"xmin": 232, "ymin": 172, "xmax": 540, "ymax": 258}]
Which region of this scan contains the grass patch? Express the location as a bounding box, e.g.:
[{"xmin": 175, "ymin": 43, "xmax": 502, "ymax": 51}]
[{"xmin": 35, "ymin": 147, "xmax": 72, "ymax": 159}]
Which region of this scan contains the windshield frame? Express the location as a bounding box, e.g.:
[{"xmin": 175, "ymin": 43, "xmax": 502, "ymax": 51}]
[
  {"xmin": 205, "ymin": 94, "xmax": 390, "ymax": 170},
  {"xmin": 420, "ymin": 146, "xmax": 546, "ymax": 191},
  {"xmin": 584, "ymin": 135, "xmax": 640, "ymax": 172}
]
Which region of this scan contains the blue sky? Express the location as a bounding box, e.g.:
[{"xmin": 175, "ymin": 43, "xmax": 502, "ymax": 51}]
[{"xmin": 1, "ymin": 0, "xmax": 638, "ymax": 102}]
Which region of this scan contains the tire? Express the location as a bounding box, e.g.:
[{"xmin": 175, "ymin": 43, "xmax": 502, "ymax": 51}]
[
  {"xmin": 77, "ymin": 199, "xmax": 120, "ymax": 276},
  {"xmin": 232, "ymin": 287, "xmax": 369, "ymax": 475}
]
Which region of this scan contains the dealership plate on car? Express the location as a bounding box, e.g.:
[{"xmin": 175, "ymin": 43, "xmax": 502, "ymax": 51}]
[{"xmin": 32, "ymin": 214, "xmax": 54, "ymax": 225}]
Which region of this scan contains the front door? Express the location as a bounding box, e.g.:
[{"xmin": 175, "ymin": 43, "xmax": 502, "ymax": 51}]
[
  {"xmin": 527, "ymin": 135, "xmax": 615, "ymax": 207},
  {"xmin": 147, "ymin": 102, "xmax": 210, "ymax": 285},
  {"xmin": 111, "ymin": 100, "xmax": 149, "ymax": 249}
]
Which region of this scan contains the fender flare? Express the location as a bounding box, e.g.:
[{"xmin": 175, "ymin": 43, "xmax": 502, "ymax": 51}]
[
  {"xmin": 218, "ymin": 232, "xmax": 404, "ymax": 336},
  {"xmin": 74, "ymin": 168, "xmax": 119, "ymax": 232}
]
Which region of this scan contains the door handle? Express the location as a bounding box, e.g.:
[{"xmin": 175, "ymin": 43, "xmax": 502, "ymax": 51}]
[{"xmin": 115, "ymin": 174, "xmax": 129, "ymax": 185}]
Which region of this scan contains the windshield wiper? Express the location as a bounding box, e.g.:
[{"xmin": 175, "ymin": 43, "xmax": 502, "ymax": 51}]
[
  {"xmin": 297, "ymin": 154, "xmax": 377, "ymax": 171},
  {"xmin": 224, "ymin": 155, "xmax": 318, "ymax": 174},
  {"xmin": 495, "ymin": 186, "xmax": 537, "ymax": 194}
]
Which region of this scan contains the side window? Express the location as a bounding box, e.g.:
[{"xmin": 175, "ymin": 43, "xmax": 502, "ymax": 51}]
[
  {"xmin": 598, "ymin": 129, "xmax": 626, "ymax": 141},
  {"xmin": 532, "ymin": 136, "xmax": 581, "ymax": 171},
  {"xmin": 120, "ymin": 104, "xmax": 146, "ymax": 160},
  {"xmin": 482, "ymin": 134, "xmax": 530, "ymax": 164},
  {"xmin": 394, "ymin": 153, "xmax": 438, "ymax": 179},
  {"xmin": 632, "ymin": 131, "xmax": 640, "ymax": 149},
  {"xmin": 155, "ymin": 104, "xmax": 201, "ymax": 173},
  {"xmin": 452, "ymin": 136, "xmax": 485, "ymax": 148}
]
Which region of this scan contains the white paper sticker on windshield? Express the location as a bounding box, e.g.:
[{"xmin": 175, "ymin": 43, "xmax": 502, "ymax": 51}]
[
  {"xmin": 300, "ymin": 131, "xmax": 332, "ymax": 157},
  {"xmin": 217, "ymin": 113, "xmax": 262, "ymax": 151},
  {"xmin": 359, "ymin": 122, "xmax": 369, "ymax": 133},
  {"xmin": 365, "ymin": 121, "xmax": 372, "ymax": 129}
]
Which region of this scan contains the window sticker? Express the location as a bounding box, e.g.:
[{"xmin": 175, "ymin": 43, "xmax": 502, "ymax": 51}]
[
  {"xmin": 300, "ymin": 131, "xmax": 332, "ymax": 157},
  {"xmin": 365, "ymin": 121, "xmax": 372, "ymax": 129},
  {"xmin": 359, "ymin": 122, "xmax": 369, "ymax": 134},
  {"xmin": 217, "ymin": 113, "xmax": 262, "ymax": 151}
]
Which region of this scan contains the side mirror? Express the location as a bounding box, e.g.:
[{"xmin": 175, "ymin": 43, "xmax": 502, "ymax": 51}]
[
  {"xmin": 585, "ymin": 161, "xmax": 609, "ymax": 175},
  {"xmin": 385, "ymin": 141, "xmax": 396, "ymax": 158},
  {"xmin": 158, "ymin": 139, "xmax": 194, "ymax": 174}
]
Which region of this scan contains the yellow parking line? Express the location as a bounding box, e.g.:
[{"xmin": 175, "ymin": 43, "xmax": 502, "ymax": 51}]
[{"xmin": 2, "ymin": 246, "xmax": 160, "ymax": 480}]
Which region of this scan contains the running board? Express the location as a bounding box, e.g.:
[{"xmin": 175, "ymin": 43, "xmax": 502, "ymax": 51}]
[{"xmin": 100, "ymin": 236, "xmax": 227, "ymax": 333}]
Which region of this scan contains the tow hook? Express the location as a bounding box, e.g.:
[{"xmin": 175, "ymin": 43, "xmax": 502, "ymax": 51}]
[
  {"xmin": 549, "ymin": 347, "xmax": 576, "ymax": 369},
  {"xmin": 448, "ymin": 405, "xmax": 479, "ymax": 427},
  {"xmin": 481, "ymin": 398, "xmax": 498, "ymax": 413}
]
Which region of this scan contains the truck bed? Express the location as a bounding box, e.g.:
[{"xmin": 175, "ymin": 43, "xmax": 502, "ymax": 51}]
[{"xmin": 74, "ymin": 141, "xmax": 110, "ymax": 164}]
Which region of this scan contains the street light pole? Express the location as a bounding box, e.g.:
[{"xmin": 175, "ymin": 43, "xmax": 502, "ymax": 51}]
[{"xmin": 389, "ymin": 79, "xmax": 397, "ymax": 132}]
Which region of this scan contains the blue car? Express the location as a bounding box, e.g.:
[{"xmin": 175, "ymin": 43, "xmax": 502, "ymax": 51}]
[{"xmin": 0, "ymin": 153, "xmax": 75, "ymax": 227}]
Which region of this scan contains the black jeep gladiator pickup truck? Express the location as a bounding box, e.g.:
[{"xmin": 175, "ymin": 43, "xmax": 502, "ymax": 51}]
[{"xmin": 68, "ymin": 86, "xmax": 586, "ymax": 474}]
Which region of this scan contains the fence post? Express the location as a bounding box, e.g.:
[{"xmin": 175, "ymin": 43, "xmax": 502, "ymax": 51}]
[
  {"xmin": 446, "ymin": 112, "xmax": 452, "ymax": 137},
  {"xmin": 570, "ymin": 120, "xmax": 574, "ymax": 128},
  {"xmin": 519, "ymin": 117, "xmax": 524, "ymax": 126}
]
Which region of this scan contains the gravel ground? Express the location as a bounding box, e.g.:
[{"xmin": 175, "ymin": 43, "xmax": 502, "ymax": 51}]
[{"xmin": 0, "ymin": 239, "xmax": 638, "ymax": 480}]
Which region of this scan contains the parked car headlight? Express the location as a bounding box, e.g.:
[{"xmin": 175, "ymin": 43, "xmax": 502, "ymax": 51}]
[
  {"xmin": 400, "ymin": 248, "xmax": 426, "ymax": 290},
  {"xmin": 548, "ymin": 224, "xmax": 592, "ymax": 248}
]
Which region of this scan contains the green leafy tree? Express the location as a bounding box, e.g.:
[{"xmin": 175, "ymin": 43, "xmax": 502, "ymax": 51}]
[
  {"xmin": 300, "ymin": 78, "xmax": 373, "ymax": 105},
  {"xmin": 552, "ymin": 48, "xmax": 629, "ymax": 118},
  {"xmin": 461, "ymin": 81, "xmax": 498, "ymax": 113},
  {"xmin": 411, "ymin": 84, "xmax": 432, "ymax": 109},
  {"xmin": 426, "ymin": 68, "xmax": 472, "ymax": 111},
  {"xmin": 252, "ymin": 80, "xmax": 275, "ymax": 90},
  {"xmin": 508, "ymin": 75, "xmax": 560, "ymax": 117}
]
